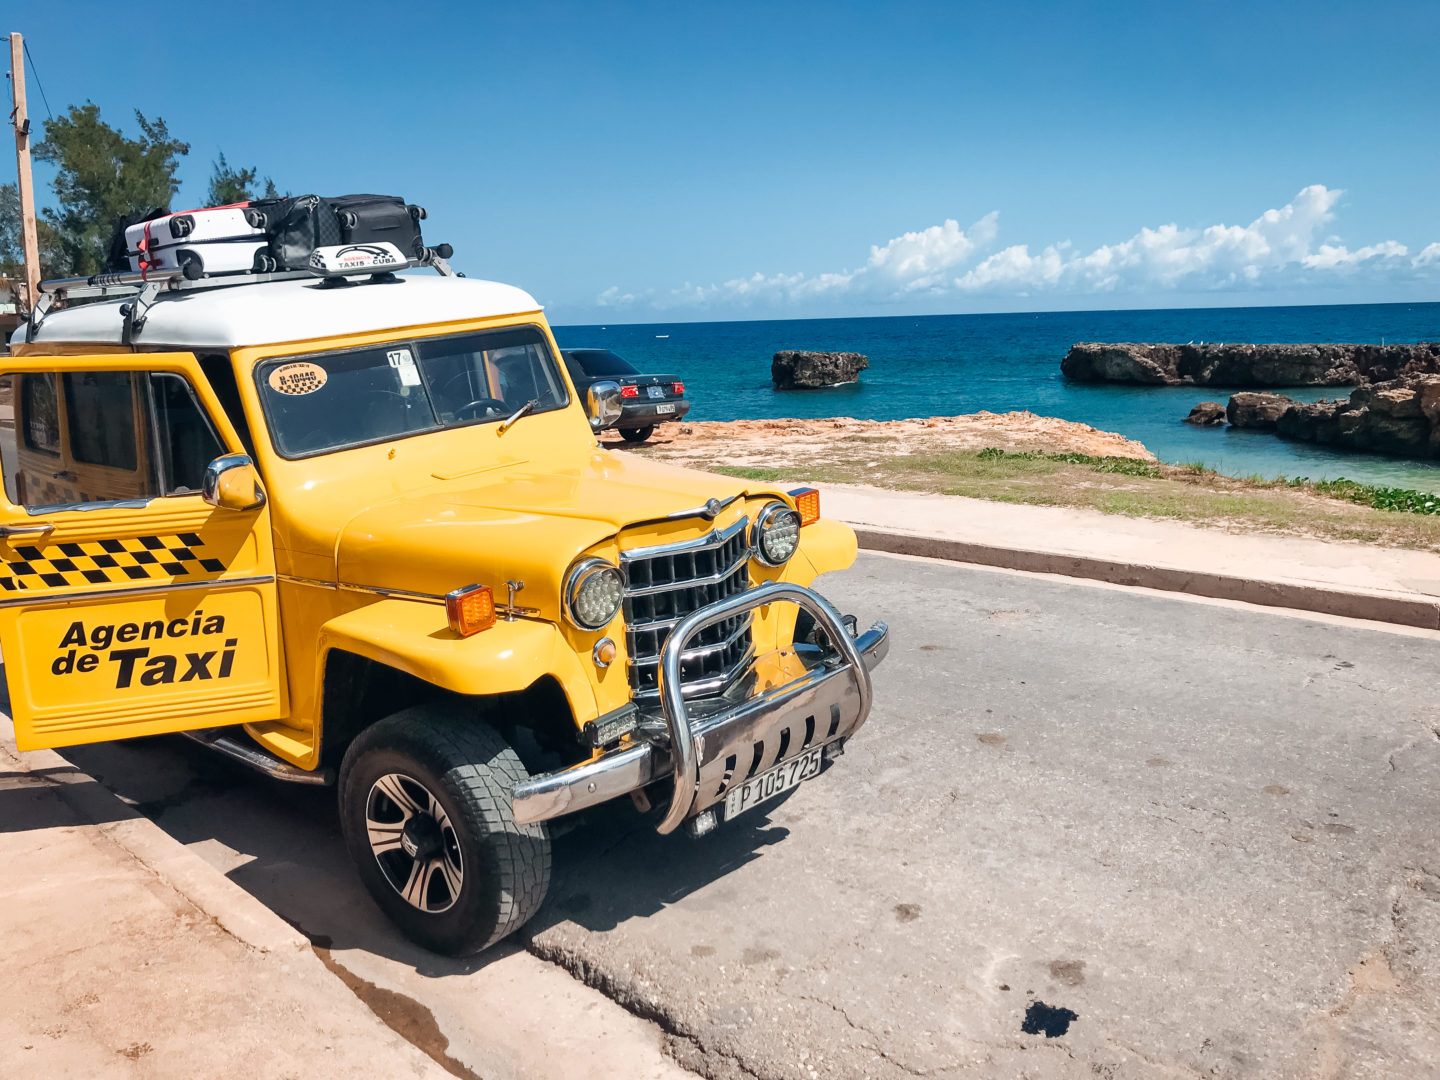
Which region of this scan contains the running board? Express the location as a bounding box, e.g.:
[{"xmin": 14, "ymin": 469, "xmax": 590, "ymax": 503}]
[{"xmin": 183, "ymin": 729, "xmax": 333, "ymax": 786}]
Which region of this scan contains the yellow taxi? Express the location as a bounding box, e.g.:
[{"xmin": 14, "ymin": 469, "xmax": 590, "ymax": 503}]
[{"xmin": 2, "ymin": 243, "xmax": 888, "ymax": 954}]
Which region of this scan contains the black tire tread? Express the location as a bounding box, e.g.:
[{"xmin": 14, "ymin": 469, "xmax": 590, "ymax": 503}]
[{"xmin": 338, "ymin": 706, "xmax": 551, "ymax": 955}]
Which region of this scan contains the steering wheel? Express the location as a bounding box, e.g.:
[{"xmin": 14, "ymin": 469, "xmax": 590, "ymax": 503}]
[{"xmin": 453, "ymin": 397, "xmax": 509, "ymax": 421}]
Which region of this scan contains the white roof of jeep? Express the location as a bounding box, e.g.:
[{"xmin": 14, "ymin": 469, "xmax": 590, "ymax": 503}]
[{"xmin": 12, "ymin": 275, "xmax": 543, "ymax": 350}]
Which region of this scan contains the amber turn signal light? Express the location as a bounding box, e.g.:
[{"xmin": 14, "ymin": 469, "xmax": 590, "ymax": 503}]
[
  {"xmin": 789, "ymin": 487, "xmax": 821, "ymax": 526},
  {"xmin": 445, "ymin": 584, "xmax": 496, "ymax": 636}
]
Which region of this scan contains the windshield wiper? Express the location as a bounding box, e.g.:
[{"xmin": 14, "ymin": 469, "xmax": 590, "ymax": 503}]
[{"xmin": 498, "ymin": 398, "xmax": 540, "ymax": 435}]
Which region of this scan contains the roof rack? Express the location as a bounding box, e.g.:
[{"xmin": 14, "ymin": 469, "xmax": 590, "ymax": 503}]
[{"xmin": 27, "ymin": 243, "xmax": 458, "ymax": 344}]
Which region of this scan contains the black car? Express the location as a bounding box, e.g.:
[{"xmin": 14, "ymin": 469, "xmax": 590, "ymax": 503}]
[{"xmin": 560, "ymin": 348, "xmax": 691, "ymax": 443}]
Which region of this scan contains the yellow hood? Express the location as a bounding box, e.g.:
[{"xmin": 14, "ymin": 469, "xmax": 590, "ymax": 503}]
[{"xmin": 336, "ymin": 449, "xmax": 768, "ymax": 616}]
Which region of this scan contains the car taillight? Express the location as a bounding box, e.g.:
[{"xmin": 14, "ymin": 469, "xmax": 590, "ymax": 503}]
[
  {"xmin": 620, "ymin": 385, "xmax": 639, "ymax": 399},
  {"xmin": 672, "ymin": 381, "xmax": 685, "ymax": 394}
]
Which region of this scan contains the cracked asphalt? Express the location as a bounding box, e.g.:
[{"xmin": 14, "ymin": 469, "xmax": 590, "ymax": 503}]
[{"xmin": 59, "ymin": 553, "xmax": 1440, "ymax": 1078}]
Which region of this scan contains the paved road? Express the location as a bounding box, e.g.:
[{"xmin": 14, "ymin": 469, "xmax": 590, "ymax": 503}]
[{"xmin": 60, "ymin": 554, "xmax": 1440, "ymax": 1079}]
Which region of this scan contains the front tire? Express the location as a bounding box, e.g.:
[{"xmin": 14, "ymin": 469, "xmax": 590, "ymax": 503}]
[
  {"xmin": 338, "ymin": 706, "xmax": 551, "ymax": 955},
  {"xmin": 620, "ymin": 425, "xmax": 655, "ymax": 443}
]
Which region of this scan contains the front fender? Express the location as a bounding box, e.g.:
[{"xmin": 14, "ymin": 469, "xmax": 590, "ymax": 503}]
[
  {"xmin": 795, "ymin": 517, "xmax": 858, "ymax": 577},
  {"xmin": 315, "ymin": 598, "xmax": 599, "ymax": 725}
]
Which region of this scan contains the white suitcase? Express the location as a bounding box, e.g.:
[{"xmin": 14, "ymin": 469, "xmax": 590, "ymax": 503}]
[
  {"xmin": 171, "ymin": 240, "xmax": 271, "ymax": 278},
  {"xmin": 124, "ymin": 204, "xmax": 267, "ymax": 274}
]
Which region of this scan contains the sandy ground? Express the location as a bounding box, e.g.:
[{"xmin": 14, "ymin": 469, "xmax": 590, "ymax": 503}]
[{"xmin": 606, "ymin": 411, "xmax": 1156, "ymax": 467}]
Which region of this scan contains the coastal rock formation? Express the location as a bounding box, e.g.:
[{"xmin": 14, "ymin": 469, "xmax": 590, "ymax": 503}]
[
  {"xmin": 1061, "ymin": 342, "xmax": 1440, "ymax": 387},
  {"xmin": 1183, "ymin": 402, "xmax": 1227, "ymax": 426},
  {"xmin": 602, "ymin": 411, "xmax": 1155, "ymax": 469},
  {"xmin": 772, "ymin": 351, "xmax": 869, "ymax": 389},
  {"xmin": 1226, "ymin": 375, "xmax": 1440, "ymax": 458},
  {"xmin": 1225, "ymin": 393, "xmax": 1293, "ymax": 432}
]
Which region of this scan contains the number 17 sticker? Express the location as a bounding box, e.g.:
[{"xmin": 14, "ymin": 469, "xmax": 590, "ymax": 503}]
[{"xmin": 387, "ymin": 348, "xmax": 422, "ymax": 387}]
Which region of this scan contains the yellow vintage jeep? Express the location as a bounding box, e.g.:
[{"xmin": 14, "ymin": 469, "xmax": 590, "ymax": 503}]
[{"xmin": 1, "ymin": 245, "xmax": 887, "ymax": 954}]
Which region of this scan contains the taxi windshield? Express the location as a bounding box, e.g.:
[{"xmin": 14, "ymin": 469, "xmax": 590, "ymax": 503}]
[{"xmin": 255, "ymin": 325, "xmax": 568, "ymax": 458}]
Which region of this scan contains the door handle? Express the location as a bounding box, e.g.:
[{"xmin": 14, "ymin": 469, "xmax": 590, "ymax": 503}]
[
  {"xmin": 0, "ymin": 523, "xmax": 56, "ymax": 539},
  {"xmin": 52, "ymin": 471, "xmax": 77, "ymax": 482}
]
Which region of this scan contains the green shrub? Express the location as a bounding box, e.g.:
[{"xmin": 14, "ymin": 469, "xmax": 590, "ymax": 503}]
[
  {"xmin": 976, "ymin": 447, "xmax": 1159, "ymax": 479},
  {"xmin": 1286, "ymin": 476, "xmax": 1440, "ymax": 515}
]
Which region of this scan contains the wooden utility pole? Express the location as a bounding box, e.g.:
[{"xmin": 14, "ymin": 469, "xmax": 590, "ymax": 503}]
[{"xmin": 8, "ymin": 32, "xmax": 40, "ymax": 313}]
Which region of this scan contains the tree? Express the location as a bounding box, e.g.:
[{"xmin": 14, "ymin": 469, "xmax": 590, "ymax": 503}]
[
  {"xmin": 34, "ymin": 103, "xmax": 189, "ymax": 276},
  {"xmin": 207, "ymin": 152, "xmax": 281, "ymax": 205},
  {"xmin": 0, "ymin": 183, "xmax": 68, "ymax": 279}
]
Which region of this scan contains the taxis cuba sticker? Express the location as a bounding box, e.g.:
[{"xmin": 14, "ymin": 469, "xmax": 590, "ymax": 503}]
[{"xmin": 268, "ymin": 362, "xmax": 328, "ymax": 395}]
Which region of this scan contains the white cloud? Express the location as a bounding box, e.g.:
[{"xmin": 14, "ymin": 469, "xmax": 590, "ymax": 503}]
[
  {"xmin": 866, "ymin": 212, "xmax": 999, "ymax": 291},
  {"xmin": 595, "ymin": 285, "xmax": 636, "ymax": 307},
  {"xmin": 1301, "ymin": 240, "xmax": 1408, "ymax": 270},
  {"xmin": 596, "ymin": 186, "xmax": 1440, "ymax": 312},
  {"xmin": 1413, "ymin": 242, "xmax": 1440, "ymax": 267}
]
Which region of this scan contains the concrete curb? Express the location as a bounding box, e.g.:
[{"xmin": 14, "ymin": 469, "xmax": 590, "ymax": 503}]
[
  {"xmin": 853, "ymin": 526, "xmax": 1440, "ymax": 629},
  {"xmin": 1, "ymin": 725, "xmax": 310, "ymax": 955}
]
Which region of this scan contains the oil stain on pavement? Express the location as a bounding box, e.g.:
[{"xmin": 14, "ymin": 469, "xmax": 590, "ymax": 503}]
[{"xmin": 1021, "ymin": 1000, "xmax": 1079, "ymax": 1038}]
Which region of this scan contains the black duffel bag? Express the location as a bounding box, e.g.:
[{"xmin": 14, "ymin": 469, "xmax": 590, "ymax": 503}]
[
  {"xmin": 250, "ymin": 194, "xmax": 427, "ymax": 271},
  {"xmin": 253, "ymin": 195, "xmax": 343, "ymax": 272}
]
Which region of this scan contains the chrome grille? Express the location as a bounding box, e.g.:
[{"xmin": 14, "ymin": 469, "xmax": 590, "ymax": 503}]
[{"xmin": 622, "ymin": 517, "xmax": 753, "ymax": 701}]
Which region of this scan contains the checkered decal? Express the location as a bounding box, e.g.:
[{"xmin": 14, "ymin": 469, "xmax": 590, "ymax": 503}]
[{"xmin": 0, "ymin": 532, "xmax": 228, "ymax": 592}]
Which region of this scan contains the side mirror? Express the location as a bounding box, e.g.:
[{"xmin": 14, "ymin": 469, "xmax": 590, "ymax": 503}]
[
  {"xmin": 585, "ymin": 381, "xmax": 623, "ymax": 431},
  {"xmin": 203, "ymin": 454, "xmax": 266, "ymax": 511}
]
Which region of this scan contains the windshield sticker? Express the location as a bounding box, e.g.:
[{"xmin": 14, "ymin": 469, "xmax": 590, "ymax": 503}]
[
  {"xmin": 268, "ymin": 362, "xmax": 328, "ymax": 396},
  {"xmin": 387, "ymin": 348, "xmax": 422, "ymax": 387}
]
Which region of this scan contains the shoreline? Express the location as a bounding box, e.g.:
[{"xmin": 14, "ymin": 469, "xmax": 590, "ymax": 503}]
[
  {"xmin": 618, "ymin": 411, "xmax": 1155, "ymax": 466},
  {"xmin": 605, "ymin": 413, "xmax": 1440, "ymax": 551},
  {"xmin": 558, "ymin": 308, "xmax": 1440, "ymax": 490}
]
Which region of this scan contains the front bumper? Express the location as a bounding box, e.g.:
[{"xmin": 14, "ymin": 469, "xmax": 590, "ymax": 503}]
[{"xmin": 512, "ymin": 582, "xmax": 888, "ymax": 833}]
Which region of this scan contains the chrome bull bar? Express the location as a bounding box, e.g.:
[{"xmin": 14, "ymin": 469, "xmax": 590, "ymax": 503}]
[
  {"xmin": 511, "ymin": 582, "xmax": 888, "ymax": 830},
  {"xmin": 655, "ymin": 582, "xmax": 878, "ymax": 833}
]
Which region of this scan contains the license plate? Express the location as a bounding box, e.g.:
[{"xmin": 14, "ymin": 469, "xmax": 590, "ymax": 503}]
[
  {"xmin": 723, "ymin": 746, "xmax": 823, "ymax": 821},
  {"xmin": 647, "ymin": 385, "xmax": 666, "ymax": 399},
  {"xmin": 655, "ymin": 403, "xmax": 675, "ymax": 414}
]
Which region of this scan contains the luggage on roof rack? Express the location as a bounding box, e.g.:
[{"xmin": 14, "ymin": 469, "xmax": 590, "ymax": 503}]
[
  {"xmin": 334, "ymin": 195, "xmax": 427, "ymax": 253},
  {"xmin": 106, "ymin": 194, "xmax": 431, "ymax": 279},
  {"xmin": 38, "ymin": 190, "xmax": 456, "ymax": 342},
  {"xmin": 114, "ymin": 204, "xmax": 266, "ymax": 276},
  {"xmin": 261, "ymin": 194, "xmax": 427, "ymax": 272}
]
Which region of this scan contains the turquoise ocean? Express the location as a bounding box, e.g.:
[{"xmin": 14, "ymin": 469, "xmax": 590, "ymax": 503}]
[{"xmin": 555, "ymin": 301, "xmax": 1440, "ymax": 490}]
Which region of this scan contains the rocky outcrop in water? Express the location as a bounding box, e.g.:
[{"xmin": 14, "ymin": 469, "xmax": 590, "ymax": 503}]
[
  {"xmin": 1225, "ymin": 375, "xmax": 1440, "ymax": 458},
  {"xmin": 772, "ymin": 350, "xmax": 869, "ymax": 389},
  {"xmin": 1225, "ymin": 393, "xmax": 1293, "ymax": 431},
  {"xmin": 1183, "ymin": 402, "xmax": 1227, "ymax": 426},
  {"xmin": 1062, "ymin": 342, "xmax": 1440, "ymax": 387}
]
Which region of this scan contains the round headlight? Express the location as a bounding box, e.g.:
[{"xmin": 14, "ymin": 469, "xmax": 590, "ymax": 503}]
[
  {"xmin": 754, "ymin": 503, "xmax": 802, "ymax": 566},
  {"xmin": 564, "ymin": 558, "xmax": 624, "ymax": 630}
]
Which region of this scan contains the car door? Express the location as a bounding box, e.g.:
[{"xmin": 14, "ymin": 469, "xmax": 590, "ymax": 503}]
[{"xmin": 0, "ymin": 353, "xmax": 286, "ymax": 751}]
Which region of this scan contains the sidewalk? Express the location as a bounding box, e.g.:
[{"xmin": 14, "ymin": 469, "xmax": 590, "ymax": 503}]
[
  {"xmin": 0, "ymin": 721, "xmax": 453, "ymax": 1080},
  {"xmin": 821, "ymin": 483, "xmax": 1440, "ymax": 628}
]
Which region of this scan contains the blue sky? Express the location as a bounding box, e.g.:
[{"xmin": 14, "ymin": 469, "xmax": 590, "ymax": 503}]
[{"xmin": 15, "ymin": 0, "xmax": 1440, "ymax": 322}]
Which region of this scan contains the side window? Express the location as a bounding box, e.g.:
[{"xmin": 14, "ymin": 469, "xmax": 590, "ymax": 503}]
[
  {"xmin": 0, "ymin": 368, "xmax": 229, "ymax": 513},
  {"xmin": 199, "ymin": 353, "xmax": 256, "ymax": 457},
  {"xmin": 65, "ymin": 372, "xmax": 139, "ymax": 471},
  {"xmin": 152, "ymin": 373, "xmax": 225, "ymax": 495},
  {"xmin": 18, "ymin": 374, "xmax": 60, "ymax": 456}
]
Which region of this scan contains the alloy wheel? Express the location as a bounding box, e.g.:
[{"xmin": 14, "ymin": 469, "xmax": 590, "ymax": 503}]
[{"xmin": 364, "ymin": 772, "xmax": 465, "ymax": 913}]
